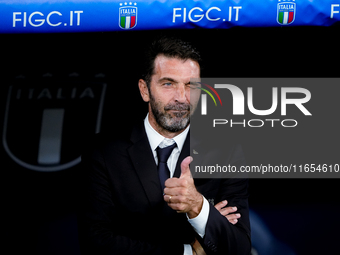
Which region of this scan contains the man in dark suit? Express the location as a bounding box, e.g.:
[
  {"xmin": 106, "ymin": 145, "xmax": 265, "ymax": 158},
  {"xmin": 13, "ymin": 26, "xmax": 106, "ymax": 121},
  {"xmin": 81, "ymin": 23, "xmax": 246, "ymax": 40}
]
[{"xmin": 77, "ymin": 36, "xmax": 251, "ymax": 255}]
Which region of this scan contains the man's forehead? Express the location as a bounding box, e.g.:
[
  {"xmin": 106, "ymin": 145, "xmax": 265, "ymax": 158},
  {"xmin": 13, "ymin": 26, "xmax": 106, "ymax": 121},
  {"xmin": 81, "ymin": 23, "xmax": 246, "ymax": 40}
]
[{"xmin": 153, "ymin": 55, "xmax": 200, "ymax": 80}]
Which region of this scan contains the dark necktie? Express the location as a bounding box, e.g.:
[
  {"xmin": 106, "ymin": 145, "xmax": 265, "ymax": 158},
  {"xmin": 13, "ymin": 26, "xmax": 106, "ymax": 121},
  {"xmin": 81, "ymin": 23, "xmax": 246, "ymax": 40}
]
[{"xmin": 156, "ymin": 143, "xmax": 177, "ymax": 191}]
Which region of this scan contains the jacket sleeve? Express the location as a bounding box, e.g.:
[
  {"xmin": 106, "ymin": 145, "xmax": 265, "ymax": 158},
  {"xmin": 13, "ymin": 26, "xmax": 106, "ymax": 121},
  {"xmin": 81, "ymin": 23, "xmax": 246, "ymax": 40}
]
[
  {"xmin": 76, "ymin": 139, "xmax": 184, "ymax": 255},
  {"xmin": 200, "ymin": 145, "xmax": 251, "ymax": 255},
  {"xmin": 202, "ymin": 178, "xmax": 251, "ymax": 255}
]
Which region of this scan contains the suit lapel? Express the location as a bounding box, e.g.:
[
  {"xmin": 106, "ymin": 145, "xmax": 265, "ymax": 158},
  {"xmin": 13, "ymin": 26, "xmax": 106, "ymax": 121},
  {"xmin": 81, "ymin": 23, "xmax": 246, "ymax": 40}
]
[
  {"xmin": 174, "ymin": 131, "xmax": 190, "ymax": 178},
  {"xmin": 128, "ymin": 123, "xmax": 194, "ymax": 207},
  {"xmin": 128, "ymin": 123, "xmax": 163, "ymax": 208}
]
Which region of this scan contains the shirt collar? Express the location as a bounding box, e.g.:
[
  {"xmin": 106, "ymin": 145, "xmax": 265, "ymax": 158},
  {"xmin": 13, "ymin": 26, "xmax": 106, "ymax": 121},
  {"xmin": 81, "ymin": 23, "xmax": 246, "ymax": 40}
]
[{"xmin": 144, "ymin": 113, "xmax": 189, "ymax": 152}]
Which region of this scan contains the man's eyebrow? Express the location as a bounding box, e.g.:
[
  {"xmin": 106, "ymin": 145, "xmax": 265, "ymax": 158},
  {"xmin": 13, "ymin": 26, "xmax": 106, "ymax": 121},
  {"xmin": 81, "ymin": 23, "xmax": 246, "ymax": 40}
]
[{"xmin": 158, "ymin": 77, "xmax": 178, "ymax": 83}]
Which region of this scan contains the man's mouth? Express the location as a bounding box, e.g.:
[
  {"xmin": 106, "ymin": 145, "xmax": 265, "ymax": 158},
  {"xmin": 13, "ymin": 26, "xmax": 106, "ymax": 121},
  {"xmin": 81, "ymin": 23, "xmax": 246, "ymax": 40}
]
[
  {"xmin": 164, "ymin": 104, "xmax": 190, "ymax": 112},
  {"xmin": 166, "ymin": 110, "xmax": 189, "ymax": 118},
  {"xmin": 168, "ymin": 109, "xmax": 188, "ymax": 113}
]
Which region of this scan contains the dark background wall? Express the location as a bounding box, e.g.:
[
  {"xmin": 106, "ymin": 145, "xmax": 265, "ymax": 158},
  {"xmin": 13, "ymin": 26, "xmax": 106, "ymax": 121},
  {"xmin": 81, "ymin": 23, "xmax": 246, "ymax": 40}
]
[{"xmin": 1, "ymin": 27, "xmax": 339, "ymax": 254}]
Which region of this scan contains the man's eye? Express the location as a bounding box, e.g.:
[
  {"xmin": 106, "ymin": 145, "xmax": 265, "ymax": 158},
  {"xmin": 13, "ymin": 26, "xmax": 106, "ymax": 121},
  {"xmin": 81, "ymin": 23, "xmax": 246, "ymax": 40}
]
[
  {"xmin": 188, "ymin": 83, "xmax": 200, "ymax": 89},
  {"xmin": 163, "ymin": 82, "xmax": 172, "ymax": 86}
]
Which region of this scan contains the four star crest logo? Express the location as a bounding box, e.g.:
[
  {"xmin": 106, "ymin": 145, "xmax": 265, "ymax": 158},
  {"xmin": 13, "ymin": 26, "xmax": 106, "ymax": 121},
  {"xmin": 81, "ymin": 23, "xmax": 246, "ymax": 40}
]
[
  {"xmin": 277, "ymin": 0, "xmax": 296, "ymax": 25},
  {"xmin": 119, "ymin": 2, "xmax": 138, "ymax": 30}
]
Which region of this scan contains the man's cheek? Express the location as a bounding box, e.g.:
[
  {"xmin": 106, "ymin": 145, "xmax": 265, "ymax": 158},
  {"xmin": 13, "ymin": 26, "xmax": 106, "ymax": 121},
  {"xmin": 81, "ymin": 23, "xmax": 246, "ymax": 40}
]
[{"xmin": 189, "ymin": 92, "xmax": 200, "ymax": 109}]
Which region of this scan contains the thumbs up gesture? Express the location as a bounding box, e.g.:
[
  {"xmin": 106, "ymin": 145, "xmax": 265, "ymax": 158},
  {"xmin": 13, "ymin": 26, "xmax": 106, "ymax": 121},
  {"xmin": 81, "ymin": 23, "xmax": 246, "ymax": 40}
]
[{"xmin": 164, "ymin": 156, "xmax": 203, "ymax": 218}]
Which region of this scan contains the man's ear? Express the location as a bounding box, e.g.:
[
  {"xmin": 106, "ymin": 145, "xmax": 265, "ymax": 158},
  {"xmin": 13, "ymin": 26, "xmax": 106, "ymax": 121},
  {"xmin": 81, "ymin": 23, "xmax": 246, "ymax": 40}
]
[{"xmin": 138, "ymin": 79, "xmax": 150, "ymax": 102}]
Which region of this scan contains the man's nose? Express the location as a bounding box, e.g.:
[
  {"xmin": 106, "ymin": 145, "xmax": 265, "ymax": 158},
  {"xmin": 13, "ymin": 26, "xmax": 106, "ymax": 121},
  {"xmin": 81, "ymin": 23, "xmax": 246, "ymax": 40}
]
[{"xmin": 174, "ymin": 83, "xmax": 187, "ymax": 103}]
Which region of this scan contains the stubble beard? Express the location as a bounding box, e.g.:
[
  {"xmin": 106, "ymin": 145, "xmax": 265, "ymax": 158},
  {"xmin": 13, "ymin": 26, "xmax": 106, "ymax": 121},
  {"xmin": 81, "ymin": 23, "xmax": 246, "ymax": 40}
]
[{"xmin": 149, "ymin": 93, "xmax": 191, "ymax": 133}]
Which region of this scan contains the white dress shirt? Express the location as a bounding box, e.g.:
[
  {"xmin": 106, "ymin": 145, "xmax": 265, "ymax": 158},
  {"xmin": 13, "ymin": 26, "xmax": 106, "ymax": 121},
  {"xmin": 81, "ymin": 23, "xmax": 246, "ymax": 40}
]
[{"xmin": 144, "ymin": 114, "xmax": 210, "ymax": 255}]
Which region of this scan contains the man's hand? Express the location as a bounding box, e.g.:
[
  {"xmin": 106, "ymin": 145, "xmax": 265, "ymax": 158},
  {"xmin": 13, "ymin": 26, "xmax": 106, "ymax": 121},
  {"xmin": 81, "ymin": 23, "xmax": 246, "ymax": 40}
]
[
  {"xmin": 214, "ymin": 200, "xmax": 241, "ymax": 225},
  {"xmin": 191, "ymin": 239, "xmax": 206, "ymax": 255},
  {"xmin": 163, "ymin": 156, "xmax": 203, "ymax": 219}
]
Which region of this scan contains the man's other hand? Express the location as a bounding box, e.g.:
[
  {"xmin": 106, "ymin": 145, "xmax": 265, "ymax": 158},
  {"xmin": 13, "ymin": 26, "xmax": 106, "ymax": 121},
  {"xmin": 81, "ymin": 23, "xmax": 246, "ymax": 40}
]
[
  {"xmin": 191, "ymin": 238, "xmax": 206, "ymax": 255},
  {"xmin": 214, "ymin": 200, "xmax": 241, "ymax": 225}
]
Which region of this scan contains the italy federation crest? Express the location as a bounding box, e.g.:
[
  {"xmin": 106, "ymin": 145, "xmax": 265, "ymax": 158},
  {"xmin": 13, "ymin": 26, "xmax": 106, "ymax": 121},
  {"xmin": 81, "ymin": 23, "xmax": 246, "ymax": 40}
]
[
  {"xmin": 3, "ymin": 81, "xmax": 106, "ymax": 172},
  {"xmin": 119, "ymin": 2, "xmax": 137, "ymax": 29},
  {"xmin": 277, "ymin": 0, "xmax": 296, "ymax": 25}
]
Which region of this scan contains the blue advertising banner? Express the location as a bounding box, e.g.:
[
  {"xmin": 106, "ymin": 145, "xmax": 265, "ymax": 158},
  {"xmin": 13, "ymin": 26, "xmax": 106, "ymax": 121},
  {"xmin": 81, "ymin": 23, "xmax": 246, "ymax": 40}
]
[{"xmin": 0, "ymin": 0, "xmax": 339, "ymax": 33}]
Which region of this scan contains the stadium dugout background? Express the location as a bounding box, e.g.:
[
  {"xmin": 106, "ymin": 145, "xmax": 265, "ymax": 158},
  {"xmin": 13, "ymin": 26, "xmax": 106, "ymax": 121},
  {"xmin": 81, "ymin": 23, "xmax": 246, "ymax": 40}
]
[{"xmin": 1, "ymin": 1, "xmax": 339, "ymax": 255}]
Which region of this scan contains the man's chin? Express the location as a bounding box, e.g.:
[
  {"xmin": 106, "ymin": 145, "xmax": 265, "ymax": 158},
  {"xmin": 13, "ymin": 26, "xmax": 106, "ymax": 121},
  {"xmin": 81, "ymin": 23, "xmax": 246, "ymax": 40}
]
[{"xmin": 162, "ymin": 118, "xmax": 190, "ymax": 133}]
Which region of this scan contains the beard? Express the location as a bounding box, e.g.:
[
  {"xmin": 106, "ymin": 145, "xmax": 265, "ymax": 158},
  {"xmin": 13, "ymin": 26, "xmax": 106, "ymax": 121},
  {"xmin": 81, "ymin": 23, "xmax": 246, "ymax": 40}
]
[{"xmin": 149, "ymin": 94, "xmax": 191, "ymax": 133}]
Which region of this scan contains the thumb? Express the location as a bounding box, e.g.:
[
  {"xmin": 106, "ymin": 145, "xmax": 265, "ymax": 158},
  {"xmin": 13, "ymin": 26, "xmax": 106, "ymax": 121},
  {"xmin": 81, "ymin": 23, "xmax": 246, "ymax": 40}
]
[{"xmin": 180, "ymin": 156, "xmax": 193, "ymax": 179}]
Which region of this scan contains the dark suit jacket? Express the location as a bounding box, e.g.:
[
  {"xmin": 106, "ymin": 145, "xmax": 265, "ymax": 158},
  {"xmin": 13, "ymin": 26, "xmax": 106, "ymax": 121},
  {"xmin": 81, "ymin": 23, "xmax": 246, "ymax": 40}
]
[{"xmin": 77, "ymin": 121, "xmax": 251, "ymax": 255}]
